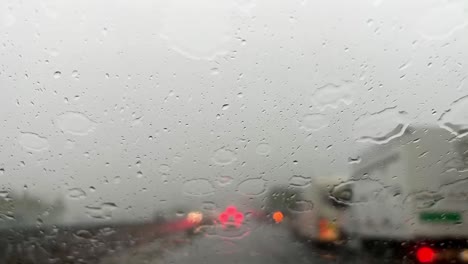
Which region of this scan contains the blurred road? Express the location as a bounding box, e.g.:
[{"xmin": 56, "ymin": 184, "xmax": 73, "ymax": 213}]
[{"xmin": 100, "ymin": 222, "xmax": 364, "ymax": 264}]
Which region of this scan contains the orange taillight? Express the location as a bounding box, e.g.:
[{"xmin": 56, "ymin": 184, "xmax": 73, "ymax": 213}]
[{"xmin": 272, "ymin": 211, "xmax": 284, "ymax": 223}]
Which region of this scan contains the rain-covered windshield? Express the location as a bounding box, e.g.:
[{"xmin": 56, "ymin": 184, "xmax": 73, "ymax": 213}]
[{"xmin": 1, "ymin": 0, "xmax": 468, "ymax": 263}]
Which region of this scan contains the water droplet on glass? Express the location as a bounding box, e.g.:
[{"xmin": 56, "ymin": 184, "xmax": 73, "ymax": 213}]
[
  {"xmin": 173, "ymin": 155, "xmax": 182, "ymax": 163},
  {"xmin": 18, "ymin": 132, "xmax": 49, "ymax": 152},
  {"xmin": 409, "ymin": 192, "xmax": 444, "ymax": 209},
  {"xmin": 56, "ymin": 112, "xmax": 96, "ymax": 135},
  {"xmin": 102, "ymin": 202, "xmax": 118, "ymax": 210},
  {"xmin": 64, "ymin": 139, "xmax": 75, "ymax": 149},
  {"xmin": 75, "ymin": 230, "xmax": 93, "ymax": 239},
  {"xmin": 159, "ymin": 164, "xmax": 171, "ymax": 174},
  {"xmin": 211, "ymin": 68, "xmax": 220, "ymax": 75},
  {"xmin": 300, "ymin": 114, "xmax": 329, "ymax": 132},
  {"xmin": 311, "ymin": 82, "xmax": 354, "ymax": 111},
  {"xmin": 71, "ymin": 70, "xmax": 79, "ymax": 79},
  {"xmin": 53, "ymin": 71, "xmax": 61, "ymax": 79},
  {"xmin": 255, "ymin": 143, "xmax": 271, "ymax": 156},
  {"xmin": 212, "ymin": 147, "xmax": 236, "ymax": 165},
  {"xmin": 439, "ymin": 96, "xmax": 468, "ymax": 136},
  {"xmin": 237, "ymin": 178, "xmax": 266, "ymax": 196},
  {"xmin": 68, "ymin": 188, "xmax": 86, "ymax": 199},
  {"xmin": 113, "ymin": 176, "xmax": 121, "ymax": 184},
  {"xmin": 183, "ymin": 178, "xmax": 215, "ymax": 196},
  {"xmin": 288, "ymin": 200, "xmax": 314, "ymax": 213},
  {"xmin": 348, "ymin": 156, "xmax": 362, "ymax": 164},
  {"xmin": 222, "ymin": 104, "xmax": 230, "ymax": 110},
  {"xmin": 399, "ymin": 61, "xmax": 411, "ymax": 71},
  {"xmin": 202, "ymin": 201, "xmax": 217, "ymax": 211},
  {"xmin": 216, "ymin": 175, "xmax": 233, "ymax": 187},
  {"xmin": 85, "ymin": 203, "xmax": 117, "ymax": 219},
  {"xmin": 136, "ymin": 171, "xmax": 143, "ymax": 178},
  {"xmin": 355, "ymin": 108, "xmax": 408, "ymax": 144},
  {"xmin": 288, "ymin": 175, "xmax": 312, "ymax": 188}
]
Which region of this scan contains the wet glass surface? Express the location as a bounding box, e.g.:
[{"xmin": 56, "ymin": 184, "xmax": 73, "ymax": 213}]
[{"xmin": 1, "ymin": 0, "xmax": 468, "ymax": 263}]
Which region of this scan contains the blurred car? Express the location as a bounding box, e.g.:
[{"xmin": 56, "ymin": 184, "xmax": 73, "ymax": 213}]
[{"xmin": 289, "ymin": 176, "xmax": 348, "ymax": 247}]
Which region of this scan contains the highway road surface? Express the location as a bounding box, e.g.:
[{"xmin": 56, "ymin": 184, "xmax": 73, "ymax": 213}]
[{"xmin": 99, "ymin": 221, "xmax": 373, "ymax": 264}]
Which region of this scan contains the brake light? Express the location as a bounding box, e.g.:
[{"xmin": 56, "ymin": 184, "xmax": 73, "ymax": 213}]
[
  {"xmin": 219, "ymin": 206, "xmax": 243, "ymax": 227},
  {"xmin": 416, "ymin": 247, "xmax": 435, "ymax": 263}
]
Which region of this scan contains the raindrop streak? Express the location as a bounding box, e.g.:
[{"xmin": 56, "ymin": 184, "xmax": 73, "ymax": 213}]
[
  {"xmin": 355, "ymin": 107, "xmax": 408, "ymax": 144},
  {"xmin": 18, "ymin": 132, "xmax": 49, "ymax": 152},
  {"xmin": 399, "ymin": 61, "xmax": 411, "ymax": 71},
  {"xmin": 288, "ymin": 175, "xmax": 312, "ymax": 188},
  {"xmin": 212, "ymin": 147, "xmax": 236, "ymax": 165},
  {"xmin": 255, "ymin": 143, "xmax": 271, "ymax": 156},
  {"xmin": 68, "ymin": 188, "xmax": 86, "ymax": 199},
  {"xmin": 56, "ymin": 112, "xmax": 96, "ymax": 135},
  {"xmin": 300, "ymin": 114, "xmax": 329, "ymax": 132},
  {"xmin": 237, "ymin": 178, "xmax": 266, "ymax": 196},
  {"xmin": 439, "ymin": 95, "xmax": 468, "ymax": 136},
  {"xmin": 311, "ymin": 82, "xmax": 354, "ymax": 111},
  {"xmin": 182, "ymin": 179, "xmax": 215, "ymax": 196}
]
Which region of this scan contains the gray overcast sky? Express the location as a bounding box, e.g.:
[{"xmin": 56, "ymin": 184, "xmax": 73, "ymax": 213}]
[{"xmin": 1, "ymin": 0, "xmax": 467, "ymax": 223}]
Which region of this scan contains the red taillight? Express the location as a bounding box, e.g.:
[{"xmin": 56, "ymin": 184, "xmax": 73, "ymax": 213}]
[
  {"xmin": 416, "ymin": 247, "xmax": 435, "ymax": 263},
  {"xmin": 219, "ymin": 206, "xmax": 244, "ymax": 227},
  {"xmin": 219, "ymin": 212, "xmax": 229, "ymax": 223}
]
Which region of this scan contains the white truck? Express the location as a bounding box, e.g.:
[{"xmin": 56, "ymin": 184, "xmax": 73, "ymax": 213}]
[{"xmin": 335, "ymin": 126, "xmax": 468, "ymax": 262}]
